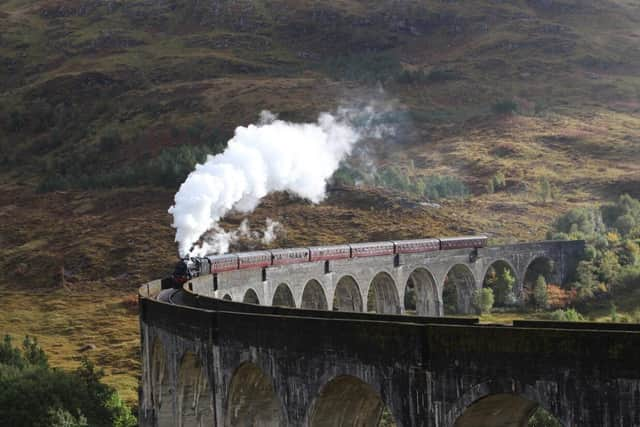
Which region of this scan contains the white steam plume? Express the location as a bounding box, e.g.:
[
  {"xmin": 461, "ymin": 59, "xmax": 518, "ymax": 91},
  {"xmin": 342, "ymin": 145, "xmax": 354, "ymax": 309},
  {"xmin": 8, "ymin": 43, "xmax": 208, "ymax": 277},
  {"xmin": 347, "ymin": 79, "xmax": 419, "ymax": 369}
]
[{"xmin": 169, "ymin": 110, "xmax": 360, "ymax": 257}]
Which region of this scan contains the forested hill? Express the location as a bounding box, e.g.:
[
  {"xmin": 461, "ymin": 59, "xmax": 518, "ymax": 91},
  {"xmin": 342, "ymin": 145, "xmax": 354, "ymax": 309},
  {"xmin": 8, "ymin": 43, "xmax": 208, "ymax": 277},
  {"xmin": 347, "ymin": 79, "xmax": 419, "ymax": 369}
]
[
  {"xmin": 1, "ymin": 0, "xmax": 640, "ymax": 286},
  {"xmin": 2, "ymin": 0, "xmax": 640, "ymax": 403},
  {"xmin": 2, "ymin": 0, "xmax": 639, "ymax": 187}
]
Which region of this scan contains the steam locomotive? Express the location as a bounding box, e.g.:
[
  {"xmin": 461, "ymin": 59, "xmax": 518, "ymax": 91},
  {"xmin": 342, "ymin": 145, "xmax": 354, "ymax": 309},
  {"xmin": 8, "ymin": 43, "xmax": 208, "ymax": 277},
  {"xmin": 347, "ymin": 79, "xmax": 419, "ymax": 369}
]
[{"xmin": 166, "ymin": 236, "xmax": 487, "ymax": 288}]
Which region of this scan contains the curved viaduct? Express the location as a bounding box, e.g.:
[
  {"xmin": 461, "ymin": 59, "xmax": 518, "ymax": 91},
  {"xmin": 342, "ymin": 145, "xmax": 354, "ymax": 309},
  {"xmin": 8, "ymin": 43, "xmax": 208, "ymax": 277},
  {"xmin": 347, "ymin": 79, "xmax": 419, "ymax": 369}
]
[{"xmin": 139, "ymin": 239, "xmax": 640, "ymax": 427}]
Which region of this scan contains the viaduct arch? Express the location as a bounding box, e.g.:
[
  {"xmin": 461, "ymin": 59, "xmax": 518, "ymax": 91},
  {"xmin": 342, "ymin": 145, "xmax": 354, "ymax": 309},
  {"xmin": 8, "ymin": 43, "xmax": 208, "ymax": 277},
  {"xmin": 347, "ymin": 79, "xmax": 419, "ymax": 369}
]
[
  {"xmin": 193, "ymin": 240, "xmax": 585, "ymax": 314},
  {"xmin": 137, "ymin": 239, "xmax": 640, "ymax": 426}
]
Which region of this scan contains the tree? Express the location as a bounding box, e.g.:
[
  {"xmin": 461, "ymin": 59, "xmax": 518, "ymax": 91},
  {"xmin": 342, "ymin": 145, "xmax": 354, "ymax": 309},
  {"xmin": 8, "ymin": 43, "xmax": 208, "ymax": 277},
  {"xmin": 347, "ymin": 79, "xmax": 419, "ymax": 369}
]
[
  {"xmin": 485, "ymin": 266, "xmax": 515, "ymax": 306},
  {"xmin": 548, "ymin": 308, "xmax": 584, "ymax": 321},
  {"xmin": 473, "ymin": 288, "xmax": 494, "ymax": 314},
  {"xmin": 0, "ymin": 335, "xmax": 136, "ymax": 427},
  {"xmin": 553, "ymin": 207, "xmax": 602, "ymax": 237},
  {"xmin": 533, "ymin": 275, "xmax": 549, "ymax": 309},
  {"xmin": 528, "ymin": 407, "xmax": 562, "ymax": 427},
  {"xmin": 537, "ymin": 177, "xmax": 552, "ymax": 204},
  {"xmin": 574, "ymin": 261, "xmax": 598, "ymax": 296},
  {"xmin": 618, "ymin": 240, "xmax": 640, "ymax": 266},
  {"xmin": 598, "ymin": 250, "xmax": 621, "ymax": 285}
]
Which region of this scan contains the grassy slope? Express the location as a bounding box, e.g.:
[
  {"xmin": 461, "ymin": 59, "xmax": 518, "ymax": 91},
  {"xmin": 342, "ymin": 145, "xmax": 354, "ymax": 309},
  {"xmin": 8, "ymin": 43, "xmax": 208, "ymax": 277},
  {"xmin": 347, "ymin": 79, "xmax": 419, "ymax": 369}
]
[{"xmin": 1, "ymin": 0, "xmax": 640, "ymax": 402}]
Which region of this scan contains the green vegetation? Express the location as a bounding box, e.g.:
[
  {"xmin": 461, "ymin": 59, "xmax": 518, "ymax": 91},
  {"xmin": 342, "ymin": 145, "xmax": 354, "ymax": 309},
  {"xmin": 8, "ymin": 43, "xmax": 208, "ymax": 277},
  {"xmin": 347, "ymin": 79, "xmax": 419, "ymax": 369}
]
[
  {"xmin": 484, "ymin": 263, "xmax": 515, "ymax": 306},
  {"xmin": 528, "ymin": 407, "xmax": 563, "ymax": 427},
  {"xmin": 547, "ymin": 308, "xmax": 585, "ymax": 322},
  {"xmin": 333, "ymin": 164, "xmax": 469, "ymax": 201},
  {"xmin": 37, "ymin": 140, "xmax": 225, "ymax": 192},
  {"xmin": 473, "ymin": 288, "xmax": 495, "ymax": 314},
  {"xmin": 533, "ymin": 276, "xmax": 549, "ymax": 309},
  {"xmin": 486, "ymin": 172, "xmax": 506, "ymax": 194},
  {"xmin": 549, "ymin": 195, "xmax": 640, "ymax": 304},
  {"xmin": 0, "ymin": 335, "xmax": 136, "ymax": 427}
]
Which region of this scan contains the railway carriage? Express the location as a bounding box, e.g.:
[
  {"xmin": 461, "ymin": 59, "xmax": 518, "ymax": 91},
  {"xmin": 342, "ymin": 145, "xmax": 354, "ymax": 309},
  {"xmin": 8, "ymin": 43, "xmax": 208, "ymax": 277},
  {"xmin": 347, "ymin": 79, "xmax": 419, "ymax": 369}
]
[
  {"xmin": 308, "ymin": 245, "xmax": 351, "ymax": 262},
  {"xmin": 271, "ymin": 247, "xmax": 311, "ymax": 266},
  {"xmin": 393, "ymin": 238, "xmax": 440, "ymax": 254},
  {"xmin": 207, "ymin": 254, "xmax": 239, "ymax": 273},
  {"xmin": 439, "ymin": 235, "xmax": 488, "ymax": 250},
  {"xmin": 349, "ymin": 241, "xmax": 395, "ymax": 258},
  {"xmin": 237, "ymin": 251, "xmax": 272, "ymax": 269}
]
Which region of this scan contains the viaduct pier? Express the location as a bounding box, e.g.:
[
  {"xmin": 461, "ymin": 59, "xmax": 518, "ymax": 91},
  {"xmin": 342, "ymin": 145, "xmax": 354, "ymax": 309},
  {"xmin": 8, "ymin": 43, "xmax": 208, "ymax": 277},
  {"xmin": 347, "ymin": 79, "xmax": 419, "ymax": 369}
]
[{"xmin": 138, "ymin": 238, "xmax": 640, "ymax": 426}]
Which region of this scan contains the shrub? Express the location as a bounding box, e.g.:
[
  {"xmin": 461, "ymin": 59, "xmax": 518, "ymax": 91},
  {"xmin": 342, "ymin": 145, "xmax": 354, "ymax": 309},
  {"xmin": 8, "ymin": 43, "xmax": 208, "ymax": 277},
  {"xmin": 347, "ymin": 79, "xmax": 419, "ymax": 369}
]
[
  {"xmin": 533, "ymin": 275, "xmax": 549, "ymax": 309},
  {"xmin": 537, "ymin": 177, "xmax": 552, "ymax": 203},
  {"xmin": 611, "ymin": 265, "xmax": 640, "ymax": 293},
  {"xmin": 473, "ymin": 288, "xmax": 494, "ymax": 314},
  {"xmin": 528, "ymin": 406, "xmax": 562, "ymax": 427},
  {"xmin": 36, "ymin": 140, "xmax": 227, "ymax": 191},
  {"xmin": 48, "ymin": 408, "xmax": 88, "ymax": 427},
  {"xmin": 548, "ymin": 308, "xmax": 585, "ymax": 321},
  {"xmin": 323, "ymin": 51, "xmax": 402, "ymax": 83},
  {"xmin": 0, "ymin": 335, "xmax": 136, "ymax": 427},
  {"xmin": 618, "ymin": 240, "xmax": 640, "ymax": 266},
  {"xmin": 485, "ymin": 266, "xmax": 515, "ymax": 306},
  {"xmin": 423, "ymin": 175, "xmax": 469, "ymax": 200},
  {"xmin": 492, "ymin": 99, "xmax": 518, "ymax": 115},
  {"xmin": 487, "ymin": 172, "xmax": 506, "ymax": 194},
  {"xmin": 601, "ymin": 194, "xmax": 640, "ymax": 236},
  {"xmin": 546, "ymin": 284, "xmax": 576, "ymax": 309},
  {"xmin": 598, "ymin": 250, "xmax": 620, "ymax": 284}
]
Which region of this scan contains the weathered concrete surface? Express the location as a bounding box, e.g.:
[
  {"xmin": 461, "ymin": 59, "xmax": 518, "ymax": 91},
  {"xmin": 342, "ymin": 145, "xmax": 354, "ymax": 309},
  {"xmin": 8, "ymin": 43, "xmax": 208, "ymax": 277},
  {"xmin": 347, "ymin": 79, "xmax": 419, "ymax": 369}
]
[
  {"xmin": 139, "ymin": 292, "xmax": 640, "ymax": 427},
  {"xmin": 190, "ymin": 240, "xmax": 585, "ymax": 316}
]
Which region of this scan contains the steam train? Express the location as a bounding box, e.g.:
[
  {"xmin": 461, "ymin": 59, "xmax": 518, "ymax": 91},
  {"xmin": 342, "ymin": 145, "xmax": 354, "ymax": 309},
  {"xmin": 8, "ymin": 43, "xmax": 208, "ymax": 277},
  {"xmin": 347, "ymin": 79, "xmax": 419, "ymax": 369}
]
[{"xmin": 166, "ymin": 236, "xmax": 487, "ymax": 288}]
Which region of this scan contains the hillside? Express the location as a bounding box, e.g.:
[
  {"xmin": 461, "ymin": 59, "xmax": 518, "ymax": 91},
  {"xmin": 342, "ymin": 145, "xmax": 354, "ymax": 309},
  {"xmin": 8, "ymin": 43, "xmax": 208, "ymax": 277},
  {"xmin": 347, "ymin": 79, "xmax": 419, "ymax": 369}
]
[{"xmin": 1, "ymin": 0, "xmax": 640, "ymax": 402}]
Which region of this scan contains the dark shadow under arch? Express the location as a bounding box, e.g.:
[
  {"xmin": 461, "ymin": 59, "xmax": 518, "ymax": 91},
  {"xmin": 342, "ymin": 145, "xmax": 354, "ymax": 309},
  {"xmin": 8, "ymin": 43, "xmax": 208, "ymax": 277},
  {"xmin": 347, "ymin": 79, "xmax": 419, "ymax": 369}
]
[
  {"xmin": 222, "ymin": 294, "xmax": 232, "ymax": 301},
  {"xmin": 524, "ymin": 256, "xmax": 556, "ymax": 298},
  {"xmin": 178, "ymin": 352, "xmax": 213, "ymax": 427},
  {"xmin": 226, "ymin": 362, "xmax": 285, "ymax": 427},
  {"xmin": 301, "ymin": 280, "xmax": 328, "ymax": 310},
  {"xmin": 272, "ymin": 283, "xmax": 296, "ymax": 308},
  {"xmin": 333, "ymin": 276, "xmax": 363, "ymax": 312},
  {"xmin": 482, "ymin": 260, "xmax": 517, "ymax": 307},
  {"xmin": 404, "ymin": 268, "xmax": 439, "ymax": 316},
  {"xmin": 367, "ymin": 272, "xmax": 401, "ymax": 314},
  {"xmin": 454, "ymin": 393, "xmax": 563, "ymax": 427},
  {"xmin": 308, "ymin": 375, "xmax": 397, "ymax": 427},
  {"xmin": 242, "ymin": 288, "xmax": 260, "ymax": 305},
  {"xmin": 443, "ymin": 264, "xmax": 476, "ymax": 315}
]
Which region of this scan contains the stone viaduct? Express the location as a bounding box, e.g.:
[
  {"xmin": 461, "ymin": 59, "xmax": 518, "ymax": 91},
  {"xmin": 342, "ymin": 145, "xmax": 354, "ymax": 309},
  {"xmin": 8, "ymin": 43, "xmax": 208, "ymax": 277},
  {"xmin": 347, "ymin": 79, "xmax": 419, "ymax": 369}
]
[
  {"xmin": 191, "ymin": 240, "xmax": 585, "ymax": 316},
  {"xmin": 138, "ymin": 239, "xmax": 640, "ymax": 427}
]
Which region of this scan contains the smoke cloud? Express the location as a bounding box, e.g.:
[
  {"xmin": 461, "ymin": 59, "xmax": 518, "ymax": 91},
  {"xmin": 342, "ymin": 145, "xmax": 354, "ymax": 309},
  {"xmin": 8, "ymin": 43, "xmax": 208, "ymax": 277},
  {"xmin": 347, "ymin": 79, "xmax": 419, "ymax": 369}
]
[{"xmin": 169, "ymin": 110, "xmax": 361, "ymax": 257}]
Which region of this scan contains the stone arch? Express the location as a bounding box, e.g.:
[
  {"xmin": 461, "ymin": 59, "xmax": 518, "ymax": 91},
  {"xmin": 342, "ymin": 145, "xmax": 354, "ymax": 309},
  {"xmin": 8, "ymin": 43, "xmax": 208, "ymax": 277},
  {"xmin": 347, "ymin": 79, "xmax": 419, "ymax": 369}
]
[
  {"xmin": 404, "ymin": 267, "xmax": 440, "ymax": 316},
  {"xmin": 177, "ymin": 352, "xmax": 213, "ymax": 427},
  {"xmin": 446, "ymin": 380, "xmax": 564, "ymax": 427},
  {"xmin": 332, "ymin": 275, "xmax": 363, "ymax": 312},
  {"xmin": 367, "ymin": 272, "xmax": 401, "ymax": 314},
  {"xmin": 226, "ymin": 362, "xmax": 285, "ymax": 426},
  {"xmin": 307, "ymin": 375, "xmax": 397, "ymax": 427},
  {"xmin": 151, "ymin": 339, "xmax": 173, "ymax": 426},
  {"xmin": 301, "ymin": 279, "xmax": 328, "ymax": 310},
  {"xmin": 522, "ymin": 256, "xmax": 556, "ymax": 302},
  {"xmin": 454, "ymin": 394, "xmax": 550, "ymax": 427},
  {"xmin": 482, "ymin": 260, "xmax": 518, "ymax": 307},
  {"xmin": 272, "ymin": 283, "xmax": 296, "ymax": 308},
  {"xmin": 443, "ymin": 264, "xmax": 477, "ymax": 315},
  {"xmin": 242, "ymin": 288, "xmax": 260, "ymax": 305},
  {"xmin": 222, "ymin": 294, "xmax": 232, "ymax": 301}
]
